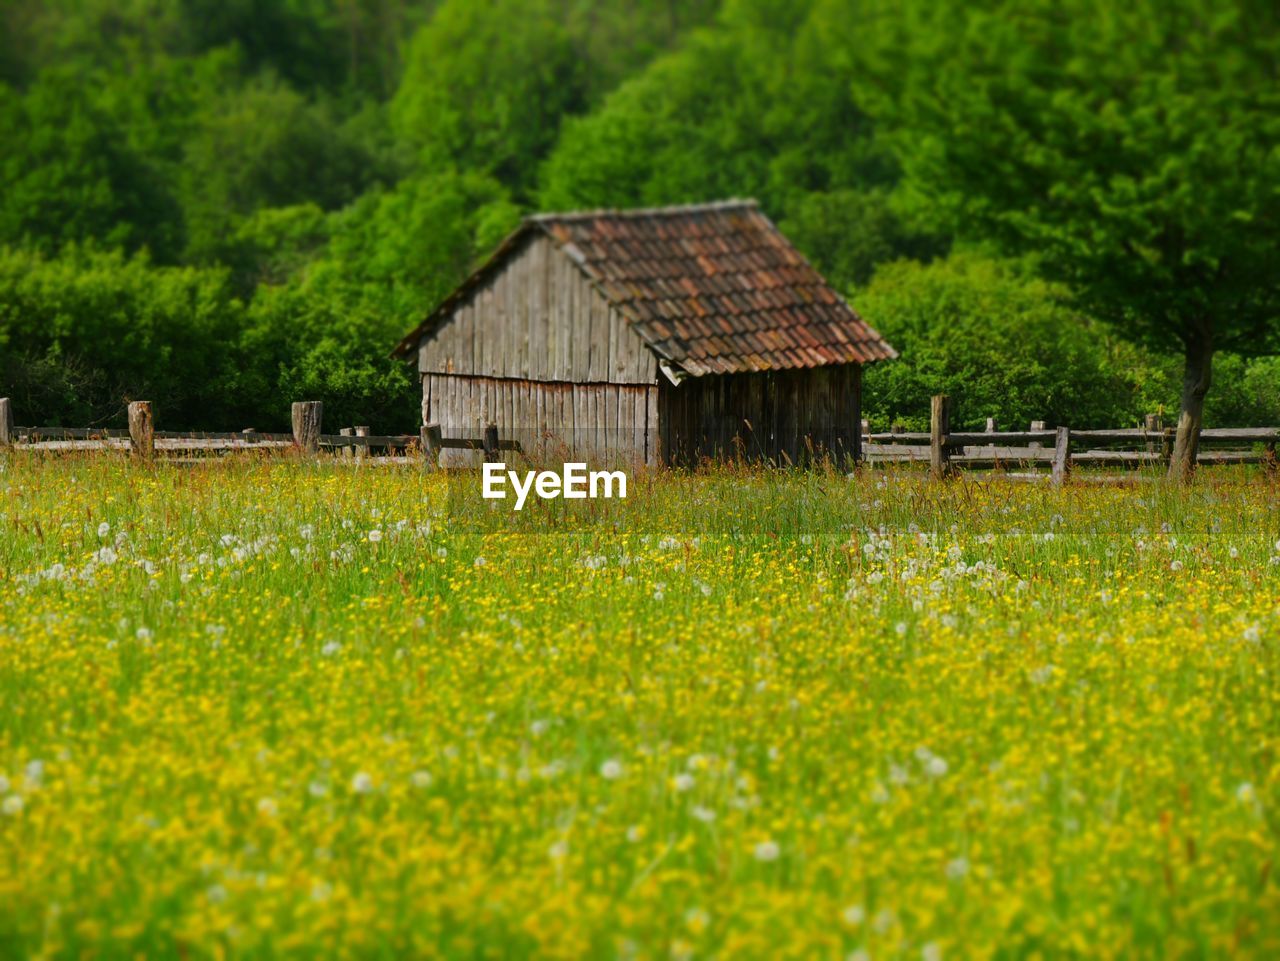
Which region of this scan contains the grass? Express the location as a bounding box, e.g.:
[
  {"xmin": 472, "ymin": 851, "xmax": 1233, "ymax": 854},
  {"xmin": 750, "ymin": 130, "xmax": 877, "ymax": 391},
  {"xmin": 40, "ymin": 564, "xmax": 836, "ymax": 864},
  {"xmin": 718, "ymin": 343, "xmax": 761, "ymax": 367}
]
[{"xmin": 0, "ymin": 454, "xmax": 1278, "ymax": 959}]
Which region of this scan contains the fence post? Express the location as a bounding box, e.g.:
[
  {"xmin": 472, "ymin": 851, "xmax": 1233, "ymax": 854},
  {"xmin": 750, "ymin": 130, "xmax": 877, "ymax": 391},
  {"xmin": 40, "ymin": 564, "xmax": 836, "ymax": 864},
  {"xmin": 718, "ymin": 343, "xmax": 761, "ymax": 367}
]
[
  {"xmin": 930, "ymin": 395, "xmax": 951, "ymax": 479},
  {"xmin": 985, "ymin": 417, "xmax": 996, "ymax": 433},
  {"xmin": 0, "ymin": 397, "xmax": 12, "ymax": 446},
  {"xmin": 128, "ymin": 401, "xmax": 154, "ymax": 460},
  {"xmin": 340, "ymin": 427, "xmax": 353, "ymax": 459},
  {"xmin": 1144, "ymin": 414, "xmax": 1160, "ymax": 459},
  {"xmin": 291, "ymin": 401, "xmax": 322, "ymax": 453},
  {"xmin": 355, "ymin": 425, "xmax": 369, "ymax": 462},
  {"xmin": 1029, "ymin": 420, "xmax": 1045, "ymax": 450},
  {"xmin": 421, "ymin": 422, "xmax": 442, "ymax": 471},
  {"xmin": 483, "ymin": 423, "xmax": 499, "ymax": 460},
  {"xmin": 1051, "ymin": 427, "xmax": 1071, "ymax": 487}
]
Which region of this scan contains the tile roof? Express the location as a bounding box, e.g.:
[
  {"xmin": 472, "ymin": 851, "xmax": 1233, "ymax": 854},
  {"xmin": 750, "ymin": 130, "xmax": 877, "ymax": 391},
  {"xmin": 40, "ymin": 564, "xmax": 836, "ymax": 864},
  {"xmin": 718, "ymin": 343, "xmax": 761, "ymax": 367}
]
[{"xmin": 393, "ymin": 199, "xmax": 896, "ymax": 376}]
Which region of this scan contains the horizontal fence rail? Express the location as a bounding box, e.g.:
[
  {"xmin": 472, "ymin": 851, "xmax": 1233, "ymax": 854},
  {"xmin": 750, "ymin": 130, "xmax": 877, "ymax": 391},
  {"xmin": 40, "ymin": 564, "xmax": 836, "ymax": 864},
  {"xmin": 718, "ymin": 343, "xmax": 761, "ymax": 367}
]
[{"xmin": 863, "ymin": 398, "xmax": 1277, "ymax": 483}]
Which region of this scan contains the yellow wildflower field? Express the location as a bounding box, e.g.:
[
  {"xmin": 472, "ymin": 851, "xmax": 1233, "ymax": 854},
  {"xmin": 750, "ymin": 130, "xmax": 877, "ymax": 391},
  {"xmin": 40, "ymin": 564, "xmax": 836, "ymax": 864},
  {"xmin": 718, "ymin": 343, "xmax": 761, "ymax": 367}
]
[{"xmin": 1, "ymin": 458, "xmax": 1278, "ymax": 959}]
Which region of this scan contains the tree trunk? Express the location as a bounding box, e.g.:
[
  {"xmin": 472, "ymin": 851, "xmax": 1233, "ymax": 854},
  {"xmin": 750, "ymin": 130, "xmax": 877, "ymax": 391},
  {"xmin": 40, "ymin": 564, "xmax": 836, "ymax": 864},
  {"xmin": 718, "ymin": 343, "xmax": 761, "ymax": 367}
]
[{"xmin": 1168, "ymin": 327, "xmax": 1213, "ymax": 482}]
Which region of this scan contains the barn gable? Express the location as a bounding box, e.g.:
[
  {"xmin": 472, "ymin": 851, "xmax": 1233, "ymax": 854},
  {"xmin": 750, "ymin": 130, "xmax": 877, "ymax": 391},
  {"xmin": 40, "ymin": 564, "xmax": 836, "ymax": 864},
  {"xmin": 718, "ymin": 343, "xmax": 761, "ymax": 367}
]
[{"xmin": 413, "ymin": 232, "xmax": 657, "ymax": 385}]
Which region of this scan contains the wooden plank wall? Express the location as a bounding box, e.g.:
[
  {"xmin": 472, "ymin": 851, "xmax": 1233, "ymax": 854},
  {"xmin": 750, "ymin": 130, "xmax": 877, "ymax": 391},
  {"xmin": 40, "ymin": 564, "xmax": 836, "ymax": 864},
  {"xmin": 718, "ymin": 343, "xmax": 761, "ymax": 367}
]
[
  {"xmin": 659, "ymin": 366, "xmax": 861, "ymax": 466},
  {"xmin": 418, "ymin": 234, "xmax": 657, "ymax": 386},
  {"xmin": 424, "ymin": 374, "xmax": 658, "ymax": 468}
]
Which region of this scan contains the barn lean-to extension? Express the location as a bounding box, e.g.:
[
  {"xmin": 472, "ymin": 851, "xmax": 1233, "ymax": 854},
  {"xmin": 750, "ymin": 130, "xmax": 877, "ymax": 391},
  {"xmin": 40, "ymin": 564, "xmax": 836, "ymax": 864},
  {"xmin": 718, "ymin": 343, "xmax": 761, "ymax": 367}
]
[{"xmin": 392, "ymin": 199, "xmax": 896, "ymax": 467}]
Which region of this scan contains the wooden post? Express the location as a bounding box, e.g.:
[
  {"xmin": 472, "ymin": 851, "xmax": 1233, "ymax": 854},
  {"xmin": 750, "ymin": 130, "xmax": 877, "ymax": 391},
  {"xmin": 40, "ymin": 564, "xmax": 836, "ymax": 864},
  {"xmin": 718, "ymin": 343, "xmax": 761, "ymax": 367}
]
[
  {"xmin": 483, "ymin": 423, "xmax": 499, "ymax": 460},
  {"xmin": 1029, "ymin": 420, "xmax": 1045, "ymax": 450},
  {"xmin": 355, "ymin": 425, "xmax": 369, "ymax": 462},
  {"xmin": 1051, "ymin": 427, "xmax": 1071, "ymax": 487},
  {"xmin": 0, "ymin": 398, "xmax": 12, "ymax": 446},
  {"xmin": 128, "ymin": 401, "xmax": 154, "ymax": 460},
  {"xmin": 421, "ymin": 422, "xmax": 442, "ymax": 471},
  {"xmin": 930, "ymin": 395, "xmax": 951, "ymax": 479},
  {"xmin": 985, "ymin": 417, "xmax": 996, "ymax": 433},
  {"xmin": 291, "ymin": 401, "xmax": 322, "ymax": 453},
  {"xmin": 340, "ymin": 427, "xmax": 353, "ymax": 460},
  {"xmin": 1144, "ymin": 414, "xmax": 1160, "ymax": 457}
]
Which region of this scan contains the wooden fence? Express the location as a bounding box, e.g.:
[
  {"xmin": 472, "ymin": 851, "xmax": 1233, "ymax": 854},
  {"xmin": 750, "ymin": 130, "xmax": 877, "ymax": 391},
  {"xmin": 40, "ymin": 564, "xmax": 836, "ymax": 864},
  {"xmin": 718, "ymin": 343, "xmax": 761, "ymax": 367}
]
[
  {"xmin": 2, "ymin": 394, "xmax": 1275, "ymax": 480},
  {"xmin": 0, "ymin": 399, "xmax": 515, "ymax": 468},
  {"xmin": 862, "ymin": 396, "xmax": 1278, "ymax": 483}
]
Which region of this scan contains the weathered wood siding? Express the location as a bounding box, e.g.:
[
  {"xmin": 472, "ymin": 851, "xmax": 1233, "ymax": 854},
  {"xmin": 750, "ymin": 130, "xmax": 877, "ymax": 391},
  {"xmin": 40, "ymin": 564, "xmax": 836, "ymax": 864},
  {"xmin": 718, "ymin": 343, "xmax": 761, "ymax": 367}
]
[
  {"xmin": 424, "ymin": 374, "xmax": 659, "ymax": 468},
  {"xmin": 659, "ymin": 366, "xmax": 861, "ymax": 466},
  {"xmin": 418, "ymin": 234, "xmax": 657, "ymax": 385}
]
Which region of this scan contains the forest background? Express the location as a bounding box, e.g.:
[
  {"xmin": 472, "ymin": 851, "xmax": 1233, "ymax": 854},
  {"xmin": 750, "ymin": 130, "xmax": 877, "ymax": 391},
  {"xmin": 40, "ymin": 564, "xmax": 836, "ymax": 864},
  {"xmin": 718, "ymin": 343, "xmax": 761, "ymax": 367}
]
[{"xmin": 1, "ymin": 0, "xmax": 1276, "ymax": 434}]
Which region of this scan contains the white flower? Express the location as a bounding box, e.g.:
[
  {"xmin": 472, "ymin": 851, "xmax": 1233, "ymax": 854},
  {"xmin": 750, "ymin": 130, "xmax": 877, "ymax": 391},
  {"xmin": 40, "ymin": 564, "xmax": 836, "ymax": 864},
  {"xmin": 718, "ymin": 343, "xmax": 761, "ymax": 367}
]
[
  {"xmin": 97, "ymin": 522, "xmax": 110, "ymax": 538},
  {"xmin": 548, "ymin": 840, "xmax": 569, "ymax": 860},
  {"xmin": 436, "ymin": 547, "xmax": 448, "ymax": 558},
  {"xmin": 945, "ymin": 856, "xmax": 969, "ymax": 880},
  {"xmin": 672, "ymin": 773, "xmax": 695, "ymax": 793},
  {"xmin": 870, "ymin": 783, "xmax": 890, "ymax": 804},
  {"xmin": 1229, "ymin": 546, "xmax": 1239, "ymax": 558},
  {"xmin": 1243, "ymin": 625, "xmax": 1261, "ymax": 644},
  {"xmin": 310, "ymin": 881, "xmax": 332, "ymax": 902},
  {"xmin": 473, "ymin": 556, "xmax": 486, "ymax": 568},
  {"xmin": 692, "ymin": 805, "xmax": 717, "ymax": 823},
  {"xmin": 925, "ymin": 756, "xmax": 949, "ymax": 779},
  {"xmin": 308, "ymin": 780, "xmax": 328, "ymax": 798},
  {"xmin": 410, "ymin": 770, "xmax": 433, "ymax": 789},
  {"xmin": 97, "ymin": 547, "xmax": 118, "ymax": 565},
  {"xmin": 922, "ymin": 943, "xmax": 942, "ymax": 961},
  {"xmin": 1236, "ymin": 782, "xmax": 1257, "ymax": 804},
  {"xmin": 626, "ymin": 825, "xmax": 644, "ymax": 843},
  {"xmin": 2, "ymin": 795, "xmax": 23, "ymax": 816},
  {"xmin": 599, "ymin": 759, "xmax": 623, "ymax": 780},
  {"xmin": 895, "ymin": 621, "xmax": 908, "ymax": 636},
  {"xmin": 367, "ymin": 529, "xmax": 383, "ymax": 543},
  {"xmin": 351, "ymin": 771, "xmax": 374, "ymax": 794},
  {"xmin": 1170, "ymin": 560, "xmax": 1184, "ymax": 572},
  {"xmin": 136, "ymin": 627, "xmax": 153, "ymax": 641},
  {"xmin": 24, "ymin": 760, "xmax": 44, "ymax": 786},
  {"xmin": 256, "ymin": 797, "xmax": 278, "ymax": 817},
  {"xmin": 0, "ymin": 776, "xmax": 8, "ymax": 794},
  {"xmin": 847, "ymin": 950, "xmax": 870, "ymax": 961},
  {"xmin": 753, "ymin": 839, "xmax": 780, "ymax": 862},
  {"xmin": 841, "ymin": 904, "xmax": 866, "ymax": 927},
  {"xmin": 321, "ymin": 641, "xmax": 342, "ymax": 657}
]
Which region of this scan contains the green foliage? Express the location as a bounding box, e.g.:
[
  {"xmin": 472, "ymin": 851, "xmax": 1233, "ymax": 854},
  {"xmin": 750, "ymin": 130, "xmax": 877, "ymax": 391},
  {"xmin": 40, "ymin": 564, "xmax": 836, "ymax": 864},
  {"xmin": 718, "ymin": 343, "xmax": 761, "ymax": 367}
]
[
  {"xmin": 0, "ymin": 70, "xmax": 181, "ymax": 257},
  {"xmin": 179, "ymin": 75, "xmax": 379, "ymax": 264},
  {"xmin": 859, "ymin": 252, "xmax": 1179, "ymax": 430},
  {"xmin": 1, "ymin": 0, "xmax": 1278, "ymax": 436},
  {"xmin": 540, "ymin": 0, "xmax": 934, "ymax": 285},
  {"xmin": 863, "ymin": 0, "xmax": 1280, "ymax": 371},
  {"xmin": 0, "ymin": 245, "xmax": 243, "ymax": 426},
  {"xmin": 392, "ymin": 0, "xmax": 586, "ymax": 197}
]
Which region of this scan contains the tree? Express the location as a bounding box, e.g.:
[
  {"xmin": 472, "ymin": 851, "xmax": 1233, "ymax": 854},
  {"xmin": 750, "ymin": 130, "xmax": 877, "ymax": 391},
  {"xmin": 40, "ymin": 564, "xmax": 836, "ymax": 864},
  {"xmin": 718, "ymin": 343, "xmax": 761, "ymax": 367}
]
[
  {"xmin": 864, "ymin": 0, "xmax": 1280, "ymax": 479},
  {"xmin": 392, "ymin": 0, "xmax": 586, "ymax": 198}
]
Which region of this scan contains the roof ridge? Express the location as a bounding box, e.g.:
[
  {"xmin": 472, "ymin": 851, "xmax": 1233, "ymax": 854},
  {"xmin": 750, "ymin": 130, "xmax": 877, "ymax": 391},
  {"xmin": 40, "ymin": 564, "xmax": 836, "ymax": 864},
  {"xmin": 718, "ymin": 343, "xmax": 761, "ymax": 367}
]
[{"xmin": 527, "ymin": 198, "xmax": 759, "ymax": 223}]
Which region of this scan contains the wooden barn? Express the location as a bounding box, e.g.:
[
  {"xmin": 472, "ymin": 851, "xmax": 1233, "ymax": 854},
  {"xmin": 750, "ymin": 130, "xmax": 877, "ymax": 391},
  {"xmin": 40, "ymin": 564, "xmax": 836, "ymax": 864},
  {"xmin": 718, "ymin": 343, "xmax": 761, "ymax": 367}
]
[{"xmin": 392, "ymin": 200, "xmax": 896, "ymax": 466}]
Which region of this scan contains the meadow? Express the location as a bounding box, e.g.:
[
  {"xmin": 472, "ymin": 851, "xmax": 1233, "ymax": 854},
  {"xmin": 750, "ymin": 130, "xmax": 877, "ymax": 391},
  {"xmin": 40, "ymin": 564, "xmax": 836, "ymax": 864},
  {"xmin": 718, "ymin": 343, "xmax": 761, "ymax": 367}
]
[{"xmin": 1, "ymin": 456, "xmax": 1278, "ymax": 959}]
